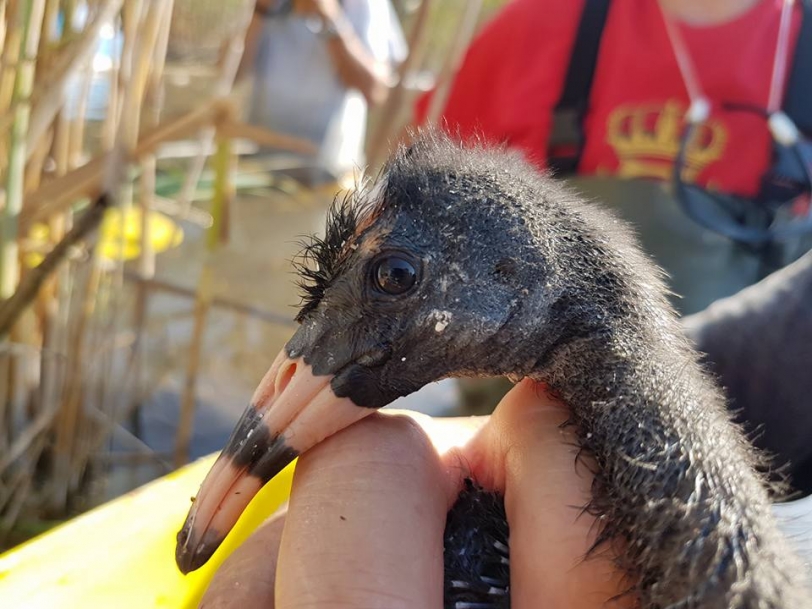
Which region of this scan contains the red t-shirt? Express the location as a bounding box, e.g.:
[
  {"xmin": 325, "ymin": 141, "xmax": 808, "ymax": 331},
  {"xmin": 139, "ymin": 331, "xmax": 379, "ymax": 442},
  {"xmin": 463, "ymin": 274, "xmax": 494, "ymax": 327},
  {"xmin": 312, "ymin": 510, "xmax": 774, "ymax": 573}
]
[{"xmin": 416, "ymin": 0, "xmax": 803, "ymax": 198}]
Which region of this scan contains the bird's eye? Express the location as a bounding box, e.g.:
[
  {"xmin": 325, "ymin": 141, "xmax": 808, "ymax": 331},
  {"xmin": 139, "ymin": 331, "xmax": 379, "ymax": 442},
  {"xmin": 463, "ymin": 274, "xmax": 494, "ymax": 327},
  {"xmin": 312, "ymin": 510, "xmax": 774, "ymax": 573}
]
[{"xmin": 373, "ymin": 256, "xmax": 417, "ymax": 295}]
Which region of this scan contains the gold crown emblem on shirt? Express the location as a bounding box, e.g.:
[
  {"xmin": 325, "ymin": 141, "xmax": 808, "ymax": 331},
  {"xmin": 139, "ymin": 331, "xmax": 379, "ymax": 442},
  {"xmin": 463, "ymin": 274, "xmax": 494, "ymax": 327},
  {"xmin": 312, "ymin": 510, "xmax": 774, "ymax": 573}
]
[{"xmin": 606, "ymin": 100, "xmax": 726, "ymax": 182}]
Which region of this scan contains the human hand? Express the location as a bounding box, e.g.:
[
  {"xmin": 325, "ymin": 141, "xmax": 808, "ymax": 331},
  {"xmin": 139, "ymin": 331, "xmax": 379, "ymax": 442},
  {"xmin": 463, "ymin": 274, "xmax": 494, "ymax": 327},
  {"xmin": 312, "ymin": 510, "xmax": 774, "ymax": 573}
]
[
  {"xmin": 199, "ymin": 379, "xmax": 632, "ymax": 608},
  {"xmin": 292, "ymin": 0, "xmax": 341, "ymax": 22}
]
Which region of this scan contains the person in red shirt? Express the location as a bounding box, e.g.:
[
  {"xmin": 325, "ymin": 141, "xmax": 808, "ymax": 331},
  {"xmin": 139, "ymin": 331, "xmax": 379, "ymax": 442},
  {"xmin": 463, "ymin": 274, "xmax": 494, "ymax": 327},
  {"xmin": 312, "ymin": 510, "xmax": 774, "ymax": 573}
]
[{"xmin": 416, "ymin": 0, "xmax": 811, "ymax": 315}]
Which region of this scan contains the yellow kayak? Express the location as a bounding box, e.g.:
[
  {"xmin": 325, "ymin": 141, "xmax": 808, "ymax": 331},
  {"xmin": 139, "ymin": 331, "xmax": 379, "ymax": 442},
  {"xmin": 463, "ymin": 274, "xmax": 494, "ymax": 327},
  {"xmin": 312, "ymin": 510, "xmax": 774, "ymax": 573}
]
[{"xmin": 0, "ymin": 454, "xmax": 294, "ymax": 609}]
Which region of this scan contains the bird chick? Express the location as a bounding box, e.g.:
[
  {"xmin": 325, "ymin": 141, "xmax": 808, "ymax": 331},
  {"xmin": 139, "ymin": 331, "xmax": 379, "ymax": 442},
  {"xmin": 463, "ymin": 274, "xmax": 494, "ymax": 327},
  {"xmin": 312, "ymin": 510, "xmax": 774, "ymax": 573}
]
[{"xmin": 177, "ymin": 132, "xmax": 811, "ymax": 608}]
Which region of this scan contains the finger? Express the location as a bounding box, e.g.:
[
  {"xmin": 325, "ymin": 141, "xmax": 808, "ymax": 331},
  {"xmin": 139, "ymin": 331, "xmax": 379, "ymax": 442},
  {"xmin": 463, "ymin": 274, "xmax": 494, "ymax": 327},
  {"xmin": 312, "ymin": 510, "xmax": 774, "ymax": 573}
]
[
  {"xmin": 275, "ymin": 412, "xmax": 451, "ymax": 609},
  {"xmin": 390, "ymin": 408, "xmax": 489, "ymax": 474},
  {"xmin": 470, "ymin": 379, "xmax": 631, "ymax": 609},
  {"xmin": 199, "ymin": 509, "xmax": 287, "ymax": 608},
  {"xmin": 200, "ymin": 411, "xmax": 484, "ymax": 608}
]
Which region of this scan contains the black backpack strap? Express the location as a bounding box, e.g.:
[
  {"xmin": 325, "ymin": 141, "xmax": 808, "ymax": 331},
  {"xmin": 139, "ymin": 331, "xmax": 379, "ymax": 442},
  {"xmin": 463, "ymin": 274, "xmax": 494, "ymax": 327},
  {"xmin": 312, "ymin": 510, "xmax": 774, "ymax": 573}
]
[
  {"xmin": 782, "ymin": 0, "xmax": 812, "ymax": 136},
  {"xmin": 557, "ymin": 0, "xmax": 612, "ymax": 110},
  {"xmin": 548, "ymin": 0, "xmax": 612, "ymax": 175}
]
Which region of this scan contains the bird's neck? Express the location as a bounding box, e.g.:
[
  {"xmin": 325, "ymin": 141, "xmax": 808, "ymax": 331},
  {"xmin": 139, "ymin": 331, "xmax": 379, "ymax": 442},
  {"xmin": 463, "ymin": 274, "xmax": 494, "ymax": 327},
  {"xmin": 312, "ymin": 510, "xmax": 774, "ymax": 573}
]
[
  {"xmin": 526, "ymin": 292, "xmax": 810, "ymax": 607},
  {"xmin": 537, "ymin": 314, "xmax": 687, "ymax": 412}
]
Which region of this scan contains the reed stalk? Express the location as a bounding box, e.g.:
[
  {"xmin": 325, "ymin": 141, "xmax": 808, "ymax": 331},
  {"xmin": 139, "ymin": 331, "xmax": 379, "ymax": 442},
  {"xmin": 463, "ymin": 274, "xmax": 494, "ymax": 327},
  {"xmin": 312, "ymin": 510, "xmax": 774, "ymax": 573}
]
[
  {"xmin": 367, "ymin": 0, "xmax": 433, "ymax": 167},
  {"xmin": 0, "ymin": 348, "xmax": 11, "ymax": 454},
  {"xmin": 425, "ymin": 0, "xmax": 484, "ymax": 125},
  {"xmin": 37, "ymin": 0, "xmax": 59, "ymax": 58},
  {"xmin": 20, "ymin": 98, "xmax": 230, "ymax": 231},
  {"xmin": 173, "ymin": 270, "xmax": 210, "ymax": 469},
  {"xmin": 25, "ymin": 0, "xmax": 123, "ymax": 161},
  {"xmin": 67, "ymin": 60, "xmax": 93, "ymax": 168},
  {"xmin": 0, "ymin": 1, "xmax": 9, "ymax": 59},
  {"xmin": 168, "ymin": 1, "xmax": 253, "ymax": 249},
  {"xmin": 0, "ymin": 194, "xmax": 112, "ymax": 338},
  {"xmin": 174, "ymin": 135, "xmax": 233, "ymax": 468},
  {"xmin": 22, "ymin": 122, "xmax": 51, "ymax": 194},
  {"xmin": 49, "ymin": 258, "xmax": 101, "ymax": 511},
  {"xmin": 0, "ymin": 1, "xmax": 22, "ymax": 126},
  {"xmin": 1, "ymin": 0, "xmax": 46, "ymax": 298},
  {"xmin": 18, "ymin": 98, "xmax": 314, "ymax": 232},
  {"xmin": 127, "ymin": 0, "xmax": 175, "ymax": 437}
]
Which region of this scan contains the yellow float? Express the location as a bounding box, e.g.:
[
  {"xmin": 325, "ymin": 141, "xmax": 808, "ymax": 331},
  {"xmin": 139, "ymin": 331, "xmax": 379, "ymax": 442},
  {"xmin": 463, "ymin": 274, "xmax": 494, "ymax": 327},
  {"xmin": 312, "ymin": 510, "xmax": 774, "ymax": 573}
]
[
  {"xmin": 0, "ymin": 455, "xmax": 294, "ymax": 609},
  {"xmin": 26, "ymin": 207, "xmax": 184, "ymax": 266}
]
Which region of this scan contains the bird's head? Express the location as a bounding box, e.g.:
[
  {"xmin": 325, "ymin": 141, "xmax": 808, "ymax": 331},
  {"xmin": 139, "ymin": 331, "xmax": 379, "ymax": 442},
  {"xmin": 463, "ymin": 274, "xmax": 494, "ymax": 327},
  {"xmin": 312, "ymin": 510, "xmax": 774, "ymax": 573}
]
[{"xmin": 176, "ymin": 132, "xmax": 610, "ymax": 573}]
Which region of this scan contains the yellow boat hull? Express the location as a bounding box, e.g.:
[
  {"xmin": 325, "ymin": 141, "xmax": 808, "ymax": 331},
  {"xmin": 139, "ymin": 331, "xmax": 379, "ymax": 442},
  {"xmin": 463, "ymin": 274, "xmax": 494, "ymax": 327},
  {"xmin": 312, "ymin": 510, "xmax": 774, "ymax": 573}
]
[{"xmin": 0, "ymin": 454, "xmax": 294, "ymax": 608}]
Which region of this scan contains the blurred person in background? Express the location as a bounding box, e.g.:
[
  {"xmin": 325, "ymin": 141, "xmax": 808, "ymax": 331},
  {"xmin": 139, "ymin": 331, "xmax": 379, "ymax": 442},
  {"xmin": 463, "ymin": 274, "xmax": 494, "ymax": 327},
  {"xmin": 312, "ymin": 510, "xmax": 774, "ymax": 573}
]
[{"xmin": 241, "ymin": 0, "xmax": 407, "ymax": 184}]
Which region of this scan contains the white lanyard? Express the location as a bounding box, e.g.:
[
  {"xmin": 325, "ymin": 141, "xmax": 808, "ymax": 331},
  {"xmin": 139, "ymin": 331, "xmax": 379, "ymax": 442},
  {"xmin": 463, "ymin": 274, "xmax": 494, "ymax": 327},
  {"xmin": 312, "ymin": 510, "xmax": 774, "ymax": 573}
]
[{"xmin": 660, "ymin": 0, "xmax": 800, "ymax": 144}]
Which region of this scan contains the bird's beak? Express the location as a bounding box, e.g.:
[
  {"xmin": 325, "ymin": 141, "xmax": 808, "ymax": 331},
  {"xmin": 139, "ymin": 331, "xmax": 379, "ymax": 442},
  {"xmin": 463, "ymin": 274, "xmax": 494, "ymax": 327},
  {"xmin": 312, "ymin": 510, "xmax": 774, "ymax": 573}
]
[{"xmin": 175, "ymin": 350, "xmax": 373, "ymax": 574}]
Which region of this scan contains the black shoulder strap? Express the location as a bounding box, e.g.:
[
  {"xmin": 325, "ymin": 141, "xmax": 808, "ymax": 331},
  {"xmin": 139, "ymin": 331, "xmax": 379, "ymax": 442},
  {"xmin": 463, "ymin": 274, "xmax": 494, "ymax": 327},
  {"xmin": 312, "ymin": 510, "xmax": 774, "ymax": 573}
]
[
  {"xmin": 556, "ymin": 0, "xmax": 612, "ymax": 111},
  {"xmin": 548, "ymin": 0, "xmax": 612, "ymax": 175},
  {"xmin": 782, "ymin": 0, "xmax": 812, "ymax": 136}
]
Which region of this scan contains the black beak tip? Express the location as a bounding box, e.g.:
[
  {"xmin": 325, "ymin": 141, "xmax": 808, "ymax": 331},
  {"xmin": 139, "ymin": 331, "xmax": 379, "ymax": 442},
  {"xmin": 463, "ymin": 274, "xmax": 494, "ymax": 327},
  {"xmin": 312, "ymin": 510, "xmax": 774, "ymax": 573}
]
[
  {"xmin": 172, "ymin": 439, "xmax": 299, "ymax": 575},
  {"xmin": 175, "ymin": 521, "xmax": 223, "ymax": 575}
]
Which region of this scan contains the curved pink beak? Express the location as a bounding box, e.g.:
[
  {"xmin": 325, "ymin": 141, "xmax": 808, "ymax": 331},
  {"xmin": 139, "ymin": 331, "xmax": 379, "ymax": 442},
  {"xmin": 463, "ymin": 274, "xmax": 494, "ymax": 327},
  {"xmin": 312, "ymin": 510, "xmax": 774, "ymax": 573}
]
[{"xmin": 175, "ymin": 350, "xmax": 373, "ymax": 573}]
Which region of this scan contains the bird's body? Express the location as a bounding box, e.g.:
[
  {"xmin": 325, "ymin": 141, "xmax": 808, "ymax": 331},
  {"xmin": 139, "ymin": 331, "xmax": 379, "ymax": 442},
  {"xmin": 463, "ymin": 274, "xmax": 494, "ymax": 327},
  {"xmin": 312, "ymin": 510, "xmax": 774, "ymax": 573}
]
[
  {"xmin": 177, "ymin": 132, "xmax": 811, "ymax": 607},
  {"xmin": 444, "ymin": 481, "xmax": 511, "ymax": 608}
]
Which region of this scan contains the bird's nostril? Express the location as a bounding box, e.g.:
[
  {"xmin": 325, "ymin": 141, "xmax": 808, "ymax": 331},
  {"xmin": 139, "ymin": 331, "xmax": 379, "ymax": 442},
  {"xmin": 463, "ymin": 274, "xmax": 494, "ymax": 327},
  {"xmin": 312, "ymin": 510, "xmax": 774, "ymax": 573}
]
[
  {"xmin": 275, "ymin": 361, "xmax": 297, "ymax": 396},
  {"xmin": 356, "ymin": 344, "xmax": 392, "ymax": 367}
]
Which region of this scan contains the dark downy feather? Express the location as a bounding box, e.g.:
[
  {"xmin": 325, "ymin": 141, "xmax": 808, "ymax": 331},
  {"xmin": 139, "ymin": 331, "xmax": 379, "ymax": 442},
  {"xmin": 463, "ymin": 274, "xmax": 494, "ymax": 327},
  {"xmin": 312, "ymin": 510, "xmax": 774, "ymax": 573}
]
[
  {"xmin": 293, "ymin": 188, "xmax": 380, "ymax": 321},
  {"xmin": 444, "ymin": 480, "xmax": 511, "ymax": 609}
]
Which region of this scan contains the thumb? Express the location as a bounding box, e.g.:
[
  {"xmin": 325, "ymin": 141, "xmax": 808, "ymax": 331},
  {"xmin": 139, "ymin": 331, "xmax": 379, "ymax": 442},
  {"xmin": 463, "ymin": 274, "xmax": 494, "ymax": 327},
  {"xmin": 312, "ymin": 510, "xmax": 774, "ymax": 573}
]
[{"xmin": 463, "ymin": 379, "xmax": 633, "ymax": 609}]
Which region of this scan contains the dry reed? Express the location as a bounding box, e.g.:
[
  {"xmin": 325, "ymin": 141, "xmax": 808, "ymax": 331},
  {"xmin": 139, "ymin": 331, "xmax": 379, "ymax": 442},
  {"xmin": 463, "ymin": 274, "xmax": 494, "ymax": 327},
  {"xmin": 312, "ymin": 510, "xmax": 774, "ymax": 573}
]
[
  {"xmin": 0, "ymin": 0, "xmax": 492, "ymax": 548},
  {"xmin": 0, "ymin": 0, "xmax": 264, "ymax": 544}
]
